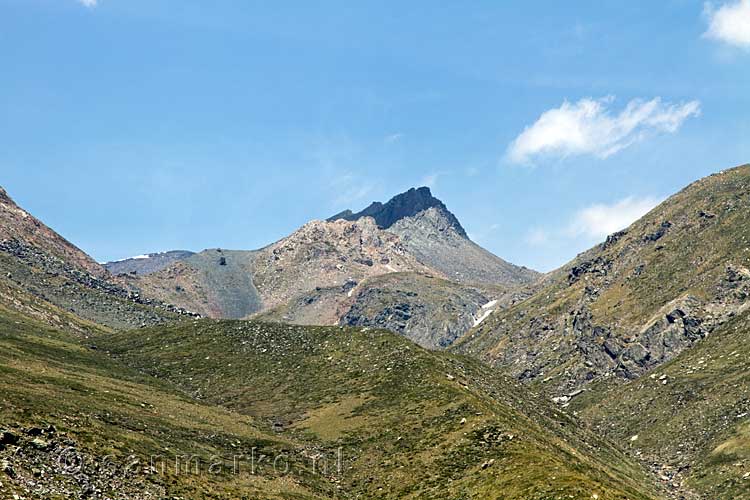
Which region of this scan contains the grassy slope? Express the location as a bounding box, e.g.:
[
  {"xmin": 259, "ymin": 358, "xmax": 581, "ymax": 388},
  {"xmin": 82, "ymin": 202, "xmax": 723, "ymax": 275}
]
[
  {"xmin": 573, "ymin": 308, "xmax": 750, "ymax": 499},
  {"xmin": 100, "ymin": 319, "xmax": 664, "ymax": 500},
  {"xmin": 0, "ymin": 301, "xmax": 337, "ymax": 499}
]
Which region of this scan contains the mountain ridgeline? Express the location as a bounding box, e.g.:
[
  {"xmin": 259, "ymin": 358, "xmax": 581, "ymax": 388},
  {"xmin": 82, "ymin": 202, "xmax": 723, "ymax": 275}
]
[
  {"xmin": 108, "ymin": 186, "xmax": 538, "ymax": 349},
  {"xmin": 328, "ymin": 186, "xmax": 468, "ymax": 236}
]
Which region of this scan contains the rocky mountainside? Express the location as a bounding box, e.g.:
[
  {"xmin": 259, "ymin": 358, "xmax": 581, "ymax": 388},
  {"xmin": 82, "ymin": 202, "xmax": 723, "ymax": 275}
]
[
  {"xmin": 135, "ymin": 217, "xmax": 433, "ymax": 320},
  {"xmin": 339, "ymin": 272, "xmax": 530, "ymax": 349},
  {"xmin": 331, "ymin": 187, "xmax": 539, "ymax": 285},
  {"xmin": 257, "ymin": 271, "xmax": 528, "ymax": 349},
  {"xmin": 0, "ymin": 187, "xmax": 195, "ymax": 330},
  {"xmin": 452, "ymin": 164, "xmax": 750, "ymax": 500},
  {"xmin": 0, "ymin": 187, "xmax": 104, "ymax": 277},
  {"xmin": 573, "ymin": 306, "xmax": 750, "ymax": 499},
  {"xmin": 126, "ymin": 248, "xmax": 261, "ymax": 319},
  {"xmin": 455, "ymin": 164, "xmax": 750, "ymax": 395},
  {"xmin": 127, "ymin": 187, "xmax": 537, "ymax": 347},
  {"xmin": 103, "ymin": 250, "xmax": 194, "ymax": 276}
]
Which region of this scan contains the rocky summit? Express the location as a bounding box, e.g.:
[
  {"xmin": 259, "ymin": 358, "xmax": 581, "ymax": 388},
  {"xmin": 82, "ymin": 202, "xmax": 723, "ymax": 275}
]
[
  {"xmin": 329, "ymin": 185, "xmax": 468, "ymax": 236},
  {"xmin": 117, "ymin": 186, "xmax": 538, "ymax": 348}
]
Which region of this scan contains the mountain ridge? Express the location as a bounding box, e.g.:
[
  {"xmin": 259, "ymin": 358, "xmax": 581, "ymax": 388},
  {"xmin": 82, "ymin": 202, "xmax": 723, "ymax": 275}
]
[
  {"xmin": 455, "ymin": 163, "xmax": 750, "ymax": 392},
  {"xmin": 328, "ymin": 186, "xmax": 469, "ymax": 238},
  {"xmin": 118, "ymin": 186, "xmax": 538, "ymax": 346}
]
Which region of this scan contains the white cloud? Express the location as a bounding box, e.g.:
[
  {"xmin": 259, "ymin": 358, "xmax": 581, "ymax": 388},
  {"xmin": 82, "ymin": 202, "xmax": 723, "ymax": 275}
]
[
  {"xmin": 525, "ymin": 228, "xmax": 549, "ymax": 246},
  {"xmin": 507, "ymin": 97, "xmax": 701, "ymax": 164},
  {"xmin": 704, "ymin": 1, "xmax": 750, "ymax": 49},
  {"xmin": 78, "ymin": 0, "xmax": 98, "ymax": 7},
  {"xmin": 568, "ymin": 196, "xmax": 662, "ymax": 239}
]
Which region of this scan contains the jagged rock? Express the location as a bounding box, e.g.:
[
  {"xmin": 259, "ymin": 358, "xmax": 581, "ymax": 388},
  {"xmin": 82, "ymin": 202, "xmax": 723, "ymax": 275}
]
[
  {"xmin": 643, "ymin": 221, "xmax": 672, "ymax": 242},
  {"xmin": 30, "ymin": 438, "xmax": 51, "ymax": 451},
  {"xmin": 0, "ymin": 432, "xmax": 17, "ymax": 446},
  {"xmin": 329, "ymin": 186, "xmax": 468, "ymax": 236}
]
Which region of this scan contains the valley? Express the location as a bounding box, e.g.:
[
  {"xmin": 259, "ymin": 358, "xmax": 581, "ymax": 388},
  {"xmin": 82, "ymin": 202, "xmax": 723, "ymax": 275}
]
[{"xmin": 0, "ymin": 165, "xmax": 749, "ymax": 499}]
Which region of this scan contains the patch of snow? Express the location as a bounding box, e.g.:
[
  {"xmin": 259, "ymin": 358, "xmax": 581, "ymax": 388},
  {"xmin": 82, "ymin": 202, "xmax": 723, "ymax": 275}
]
[
  {"xmin": 473, "ymin": 308, "xmax": 493, "ymax": 327},
  {"xmin": 347, "ymin": 288, "xmax": 355, "ymax": 297},
  {"xmin": 108, "ymin": 254, "xmax": 152, "ymax": 264},
  {"xmin": 385, "ymin": 264, "xmax": 397, "ymax": 272},
  {"xmin": 481, "ymin": 300, "xmax": 498, "ymax": 309}
]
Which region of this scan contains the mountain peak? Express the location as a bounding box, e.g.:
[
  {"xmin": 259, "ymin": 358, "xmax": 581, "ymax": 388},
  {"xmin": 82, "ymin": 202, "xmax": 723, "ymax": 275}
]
[{"xmin": 329, "ymin": 186, "xmax": 468, "ymax": 238}]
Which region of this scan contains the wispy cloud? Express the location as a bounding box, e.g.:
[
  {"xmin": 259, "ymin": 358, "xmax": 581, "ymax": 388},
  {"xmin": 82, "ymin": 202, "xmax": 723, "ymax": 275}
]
[
  {"xmin": 704, "ymin": 1, "xmax": 750, "ymax": 49},
  {"xmin": 327, "ymin": 172, "xmax": 376, "ymax": 207},
  {"xmin": 419, "ymin": 169, "xmax": 458, "ymax": 189},
  {"xmin": 384, "ymin": 133, "xmax": 404, "ymax": 144},
  {"xmin": 522, "ymin": 195, "xmax": 662, "ymax": 257},
  {"xmin": 567, "ymin": 196, "xmax": 663, "ymax": 239},
  {"xmin": 78, "ymin": 0, "xmax": 98, "ymax": 7},
  {"xmin": 525, "ymin": 227, "xmax": 550, "ymax": 246},
  {"xmin": 507, "ymin": 97, "xmax": 701, "ymax": 164}
]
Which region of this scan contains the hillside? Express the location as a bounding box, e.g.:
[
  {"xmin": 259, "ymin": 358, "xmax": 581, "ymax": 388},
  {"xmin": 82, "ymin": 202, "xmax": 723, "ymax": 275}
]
[
  {"xmin": 98, "ymin": 318, "xmax": 665, "ymax": 499},
  {"xmin": 103, "ymin": 250, "xmax": 195, "ymax": 276},
  {"xmin": 0, "ymin": 188, "xmax": 194, "ymax": 330},
  {"xmin": 0, "ymin": 187, "xmax": 104, "ymax": 277},
  {"xmin": 132, "ymin": 248, "xmax": 261, "ymax": 319},
  {"xmin": 455, "ymin": 164, "xmax": 750, "ymax": 395},
  {"xmin": 572, "ymin": 307, "xmax": 750, "ymax": 499},
  {"xmin": 0, "ymin": 303, "xmax": 336, "ymax": 499}
]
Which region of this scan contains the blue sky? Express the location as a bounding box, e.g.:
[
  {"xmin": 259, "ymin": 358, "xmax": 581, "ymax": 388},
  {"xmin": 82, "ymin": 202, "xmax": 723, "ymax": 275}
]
[{"xmin": 1, "ymin": 0, "xmax": 748, "ymax": 271}]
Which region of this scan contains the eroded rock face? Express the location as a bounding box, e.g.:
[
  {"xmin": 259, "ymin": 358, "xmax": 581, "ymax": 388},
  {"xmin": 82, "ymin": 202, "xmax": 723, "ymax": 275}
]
[
  {"xmin": 487, "ymin": 267, "xmax": 749, "ymax": 394},
  {"xmin": 617, "ymin": 296, "xmax": 707, "ymax": 379},
  {"xmin": 339, "ymin": 273, "xmax": 495, "ymax": 349},
  {"xmin": 389, "ymin": 207, "xmax": 539, "ymax": 285},
  {"xmin": 251, "ymin": 217, "xmax": 433, "ymax": 311}
]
